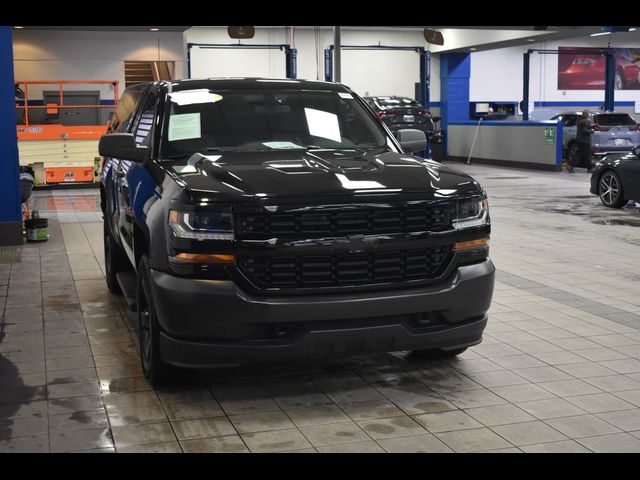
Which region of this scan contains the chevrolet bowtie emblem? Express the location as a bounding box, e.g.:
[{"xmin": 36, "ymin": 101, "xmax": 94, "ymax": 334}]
[
  {"xmin": 348, "ymin": 234, "xmax": 379, "ymax": 253},
  {"xmin": 348, "ymin": 234, "xmax": 366, "ymax": 253}
]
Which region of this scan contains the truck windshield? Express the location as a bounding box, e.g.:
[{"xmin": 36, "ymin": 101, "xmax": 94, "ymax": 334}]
[{"xmin": 161, "ymin": 88, "xmax": 390, "ymax": 157}]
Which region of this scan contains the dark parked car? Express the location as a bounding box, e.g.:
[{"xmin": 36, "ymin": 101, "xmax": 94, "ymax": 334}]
[
  {"xmin": 99, "ymin": 79, "xmax": 494, "ymax": 385},
  {"xmin": 590, "ymin": 147, "xmax": 640, "ymax": 207},
  {"xmin": 364, "ymin": 96, "xmax": 440, "ymax": 139}
]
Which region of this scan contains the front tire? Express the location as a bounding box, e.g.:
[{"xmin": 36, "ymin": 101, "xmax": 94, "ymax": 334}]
[
  {"xmin": 137, "ymin": 254, "xmax": 181, "ymax": 386},
  {"xmin": 598, "ymin": 171, "xmax": 626, "ymax": 208}
]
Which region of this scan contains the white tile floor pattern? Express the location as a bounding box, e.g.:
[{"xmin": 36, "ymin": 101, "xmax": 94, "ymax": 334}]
[{"xmin": 1, "ymin": 163, "xmax": 640, "ymax": 452}]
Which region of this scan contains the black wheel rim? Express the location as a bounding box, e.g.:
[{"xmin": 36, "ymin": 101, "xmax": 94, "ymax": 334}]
[
  {"xmin": 140, "ymin": 276, "xmax": 152, "ymax": 367},
  {"xmin": 600, "ymin": 173, "xmax": 619, "ymax": 206}
]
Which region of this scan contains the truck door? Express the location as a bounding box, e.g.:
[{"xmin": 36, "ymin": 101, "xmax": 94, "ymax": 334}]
[{"xmin": 115, "ymin": 90, "xmax": 158, "ymax": 260}]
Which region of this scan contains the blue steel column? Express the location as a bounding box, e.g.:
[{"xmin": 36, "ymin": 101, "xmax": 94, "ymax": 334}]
[
  {"xmin": 0, "ymin": 26, "xmax": 22, "ymax": 246},
  {"xmin": 419, "ymin": 49, "xmax": 431, "ymax": 158},
  {"xmin": 523, "ymin": 51, "xmax": 531, "ymax": 121},
  {"xmin": 440, "ymin": 53, "xmax": 471, "ymax": 158},
  {"xmin": 285, "ymin": 48, "xmax": 297, "ymax": 79},
  {"xmin": 420, "ymin": 49, "xmax": 430, "ymax": 110},
  {"xmin": 324, "ymin": 48, "xmax": 333, "ymax": 81},
  {"xmin": 604, "ymin": 52, "xmax": 615, "ymax": 112}
]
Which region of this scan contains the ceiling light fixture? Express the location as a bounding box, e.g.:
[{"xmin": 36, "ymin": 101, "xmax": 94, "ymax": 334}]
[
  {"xmin": 150, "ymin": 27, "xmax": 159, "ymax": 32},
  {"xmin": 14, "ymin": 26, "xmax": 24, "ymax": 29},
  {"xmin": 527, "ymin": 38, "xmax": 536, "ymax": 42},
  {"xmin": 590, "ymin": 32, "xmax": 612, "ymax": 37},
  {"xmin": 469, "ymin": 47, "xmax": 477, "ymax": 51}
]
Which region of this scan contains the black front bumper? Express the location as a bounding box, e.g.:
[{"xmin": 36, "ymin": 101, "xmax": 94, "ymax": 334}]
[{"xmin": 149, "ymin": 259, "xmax": 495, "ymax": 368}]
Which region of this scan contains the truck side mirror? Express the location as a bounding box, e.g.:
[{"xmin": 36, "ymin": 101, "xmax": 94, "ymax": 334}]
[
  {"xmin": 396, "ymin": 129, "xmax": 427, "ymax": 154},
  {"xmin": 99, "ymin": 133, "xmax": 149, "ymax": 163}
]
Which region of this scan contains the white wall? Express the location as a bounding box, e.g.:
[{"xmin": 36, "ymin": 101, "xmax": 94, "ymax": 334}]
[
  {"xmin": 12, "ymin": 27, "xmax": 442, "ymax": 112},
  {"xmin": 470, "ymin": 34, "xmax": 640, "ymax": 106},
  {"xmin": 13, "ymin": 29, "xmax": 186, "ymax": 102},
  {"xmin": 185, "ymin": 27, "xmax": 441, "ymax": 102}
]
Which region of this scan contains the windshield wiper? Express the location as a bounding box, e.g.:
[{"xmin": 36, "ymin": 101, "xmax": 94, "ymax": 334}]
[{"xmin": 161, "ymin": 153, "xmax": 193, "ymax": 160}]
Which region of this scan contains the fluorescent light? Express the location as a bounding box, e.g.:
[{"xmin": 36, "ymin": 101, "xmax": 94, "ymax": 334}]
[
  {"xmin": 14, "ymin": 26, "xmax": 24, "ymax": 29},
  {"xmin": 527, "ymin": 38, "xmax": 536, "ymax": 42},
  {"xmin": 630, "ymin": 28, "xmax": 637, "ymax": 32},
  {"xmin": 150, "ymin": 27, "xmax": 159, "ymax": 31},
  {"xmin": 469, "ymin": 47, "xmax": 477, "ymax": 51},
  {"xmin": 591, "ymin": 32, "xmax": 612, "ymax": 37}
]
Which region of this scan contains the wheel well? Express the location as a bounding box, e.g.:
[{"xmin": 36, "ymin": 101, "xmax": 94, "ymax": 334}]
[{"xmin": 133, "ymin": 222, "xmax": 150, "ymax": 269}]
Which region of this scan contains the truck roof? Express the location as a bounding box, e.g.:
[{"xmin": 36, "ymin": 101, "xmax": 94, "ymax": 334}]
[{"xmin": 163, "ymin": 78, "xmax": 351, "ymax": 93}]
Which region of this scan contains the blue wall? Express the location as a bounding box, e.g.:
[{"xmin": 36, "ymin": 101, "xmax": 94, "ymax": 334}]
[
  {"xmin": 440, "ymin": 53, "xmax": 471, "ymax": 155},
  {"xmin": 0, "ymin": 26, "xmax": 22, "ymax": 244}
]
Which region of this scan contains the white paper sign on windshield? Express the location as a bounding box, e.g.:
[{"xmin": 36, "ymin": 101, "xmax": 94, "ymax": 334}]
[
  {"xmin": 304, "ymin": 108, "xmax": 341, "ymax": 143},
  {"xmin": 168, "ymin": 113, "xmax": 201, "ymax": 141}
]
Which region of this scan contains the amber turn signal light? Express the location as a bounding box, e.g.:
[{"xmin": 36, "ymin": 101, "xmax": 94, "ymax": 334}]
[
  {"xmin": 452, "ymin": 238, "xmax": 489, "ymax": 252},
  {"xmin": 170, "ymin": 253, "xmax": 235, "ymax": 264}
]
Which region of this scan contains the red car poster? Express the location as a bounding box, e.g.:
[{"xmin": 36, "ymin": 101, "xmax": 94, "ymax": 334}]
[{"xmin": 558, "ymin": 46, "xmax": 640, "ymax": 90}]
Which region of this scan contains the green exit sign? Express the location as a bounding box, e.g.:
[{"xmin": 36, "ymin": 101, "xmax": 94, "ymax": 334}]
[{"xmin": 544, "ymin": 127, "xmax": 556, "ymax": 145}]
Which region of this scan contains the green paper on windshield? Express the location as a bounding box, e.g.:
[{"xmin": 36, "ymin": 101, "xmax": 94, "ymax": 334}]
[
  {"xmin": 262, "ymin": 141, "xmax": 303, "ymax": 149},
  {"xmin": 168, "ymin": 113, "xmax": 201, "ymax": 141}
]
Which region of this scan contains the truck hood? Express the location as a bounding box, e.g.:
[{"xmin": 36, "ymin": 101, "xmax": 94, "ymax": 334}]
[{"xmin": 166, "ymin": 149, "xmax": 482, "ymax": 202}]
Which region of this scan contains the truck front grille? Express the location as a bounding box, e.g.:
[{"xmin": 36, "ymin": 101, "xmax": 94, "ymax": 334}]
[
  {"xmin": 238, "ymin": 246, "xmax": 451, "ymax": 289},
  {"xmin": 237, "ymin": 204, "xmax": 450, "ymax": 239}
]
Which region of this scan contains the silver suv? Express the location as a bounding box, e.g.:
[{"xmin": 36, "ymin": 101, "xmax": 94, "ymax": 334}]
[{"xmin": 551, "ymin": 111, "xmax": 640, "ymax": 165}]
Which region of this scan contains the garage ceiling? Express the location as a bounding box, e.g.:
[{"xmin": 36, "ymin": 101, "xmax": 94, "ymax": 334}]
[
  {"xmin": 14, "ymin": 26, "xmax": 192, "ymax": 32},
  {"xmin": 344, "ymin": 26, "xmax": 634, "ymax": 53},
  {"xmin": 14, "ymin": 26, "xmax": 638, "ymax": 52}
]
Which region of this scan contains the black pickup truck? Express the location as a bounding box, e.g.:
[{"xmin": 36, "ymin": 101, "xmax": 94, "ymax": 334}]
[{"xmin": 99, "ymin": 78, "xmax": 495, "ymax": 385}]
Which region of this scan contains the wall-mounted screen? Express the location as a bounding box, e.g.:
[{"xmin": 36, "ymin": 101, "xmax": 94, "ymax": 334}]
[{"xmin": 558, "ymin": 46, "xmax": 640, "ymax": 90}]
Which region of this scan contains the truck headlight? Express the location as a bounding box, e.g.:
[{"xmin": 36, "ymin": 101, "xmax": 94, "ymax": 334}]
[
  {"xmin": 453, "ymin": 197, "xmax": 489, "ymax": 230},
  {"xmin": 169, "ymin": 209, "xmax": 234, "ymax": 240}
]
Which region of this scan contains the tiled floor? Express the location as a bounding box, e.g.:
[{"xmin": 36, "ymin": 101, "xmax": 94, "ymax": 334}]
[{"xmin": 2, "ymin": 163, "xmax": 640, "ymax": 453}]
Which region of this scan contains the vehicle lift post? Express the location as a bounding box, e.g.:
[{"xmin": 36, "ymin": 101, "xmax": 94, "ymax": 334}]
[{"xmin": 324, "ymin": 45, "xmax": 432, "ymax": 158}]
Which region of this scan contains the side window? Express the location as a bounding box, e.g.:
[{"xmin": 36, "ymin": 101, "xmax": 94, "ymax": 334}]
[
  {"xmin": 131, "ymin": 92, "xmax": 158, "ymax": 146},
  {"xmin": 338, "ymin": 99, "xmax": 377, "ymax": 146},
  {"xmin": 564, "ymin": 115, "xmax": 578, "ymax": 127},
  {"xmin": 117, "ymin": 112, "xmax": 136, "ymax": 133}
]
